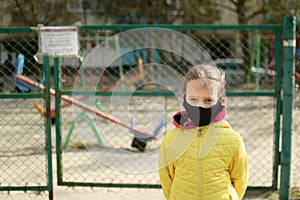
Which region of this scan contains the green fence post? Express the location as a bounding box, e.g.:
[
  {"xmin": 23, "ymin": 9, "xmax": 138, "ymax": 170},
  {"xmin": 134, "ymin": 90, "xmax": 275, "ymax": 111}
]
[
  {"xmin": 54, "ymin": 56, "xmax": 63, "ymax": 185},
  {"xmin": 43, "ymin": 55, "xmax": 54, "ymax": 200},
  {"xmin": 279, "ymin": 15, "xmax": 296, "ymax": 200},
  {"xmin": 273, "ymin": 26, "xmax": 283, "ymax": 190},
  {"xmin": 255, "ymin": 34, "xmax": 261, "ymax": 91}
]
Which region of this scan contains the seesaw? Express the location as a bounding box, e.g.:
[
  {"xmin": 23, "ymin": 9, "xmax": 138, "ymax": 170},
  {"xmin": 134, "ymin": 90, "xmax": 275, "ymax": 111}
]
[
  {"xmin": 33, "ymin": 95, "xmax": 90, "ymax": 124},
  {"xmin": 13, "ymin": 54, "xmax": 44, "ymax": 92},
  {"xmin": 16, "ymin": 74, "xmax": 165, "ymax": 141}
]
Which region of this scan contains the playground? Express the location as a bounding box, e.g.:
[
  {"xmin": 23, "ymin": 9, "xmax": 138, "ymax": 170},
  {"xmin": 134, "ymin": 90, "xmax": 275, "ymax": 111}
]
[
  {"xmin": 0, "ymin": 94, "xmax": 299, "ymax": 199},
  {"xmin": 0, "ymin": 21, "xmax": 300, "ymax": 200}
]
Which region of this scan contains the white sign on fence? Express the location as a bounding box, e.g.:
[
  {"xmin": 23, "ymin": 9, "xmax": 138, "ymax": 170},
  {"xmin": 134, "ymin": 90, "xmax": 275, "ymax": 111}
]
[{"xmin": 40, "ymin": 26, "xmax": 79, "ymax": 56}]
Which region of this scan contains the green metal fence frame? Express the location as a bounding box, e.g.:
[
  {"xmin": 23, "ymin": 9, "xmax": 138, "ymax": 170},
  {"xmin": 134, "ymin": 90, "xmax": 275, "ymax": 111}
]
[
  {"xmin": 0, "ymin": 27, "xmax": 53, "ymax": 200},
  {"xmin": 53, "ymin": 25, "xmax": 283, "ymax": 192},
  {"xmin": 280, "ymin": 15, "xmax": 296, "ymax": 200},
  {"xmin": 1, "ymin": 24, "xmax": 290, "ymax": 198}
]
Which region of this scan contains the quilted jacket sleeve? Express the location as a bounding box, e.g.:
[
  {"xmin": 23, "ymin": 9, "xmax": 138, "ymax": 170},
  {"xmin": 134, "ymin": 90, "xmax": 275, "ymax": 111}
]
[
  {"xmin": 230, "ymin": 134, "xmax": 249, "ymax": 200},
  {"xmin": 159, "ymin": 163, "xmax": 174, "ymax": 199},
  {"xmin": 159, "ymin": 136, "xmax": 175, "ymax": 199}
]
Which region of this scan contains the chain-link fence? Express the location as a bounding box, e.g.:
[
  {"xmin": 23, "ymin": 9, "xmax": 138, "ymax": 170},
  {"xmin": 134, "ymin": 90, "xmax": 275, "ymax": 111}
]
[
  {"xmin": 1, "ymin": 23, "xmax": 299, "ymax": 199},
  {"xmin": 291, "ymin": 26, "xmax": 300, "ymax": 198},
  {"xmin": 0, "ymin": 30, "xmax": 53, "ymax": 198},
  {"xmin": 54, "ymin": 25, "xmax": 283, "ymax": 190},
  {"xmin": 292, "ymin": 87, "xmax": 300, "ymax": 197}
]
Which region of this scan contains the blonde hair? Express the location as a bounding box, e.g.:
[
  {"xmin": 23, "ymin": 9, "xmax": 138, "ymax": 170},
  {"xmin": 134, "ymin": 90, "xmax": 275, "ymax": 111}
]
[{"xmin": 182, "ymin": 64, "xmax": 226, "ymax": 97}]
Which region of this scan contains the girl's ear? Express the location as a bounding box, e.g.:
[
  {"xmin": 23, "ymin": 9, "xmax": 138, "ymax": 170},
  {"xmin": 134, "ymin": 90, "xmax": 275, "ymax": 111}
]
[{"xmin": 220, "ymin": 97, "xmax": 225, "ymax": 105}]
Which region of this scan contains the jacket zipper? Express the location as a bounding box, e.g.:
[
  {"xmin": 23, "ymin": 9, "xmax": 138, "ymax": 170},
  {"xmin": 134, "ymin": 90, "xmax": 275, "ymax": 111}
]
[
  {"xmin": 198, "ymin": 128, "xmax": 203, "ymax": 137},
  {"xmin": 198, "ymin": 127, "xmax": 204, "ymax": 200}
]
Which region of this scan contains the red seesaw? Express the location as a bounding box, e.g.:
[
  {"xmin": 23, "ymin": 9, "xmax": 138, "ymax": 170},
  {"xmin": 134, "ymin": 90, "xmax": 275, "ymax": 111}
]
[{"xmin": 16, "ymin": 74, "xmax": 157, "ymax": 140}]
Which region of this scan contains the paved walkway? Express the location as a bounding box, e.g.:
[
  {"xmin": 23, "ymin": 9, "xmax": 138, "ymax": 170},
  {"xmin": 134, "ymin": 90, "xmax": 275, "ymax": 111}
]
[{"xmin": 0, "ymin": 187, "xmax": 279, "ymax": 200}]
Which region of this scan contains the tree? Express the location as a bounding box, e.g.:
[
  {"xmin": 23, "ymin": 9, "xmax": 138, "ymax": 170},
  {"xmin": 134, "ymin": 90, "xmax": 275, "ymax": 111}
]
[
  {"xmin": 180, "ymin": 0, "xmax": 219, "ymax": 24},
  {"xmin": 11, "ymin": 0, "xmax": 78, "ymax": 26},
  {"xmin": 264, "ymin": 0, "xmax": 299, "ymax": 24},
  {"xmin": 214, "ymin": 0, "xmax": 266, "ymax": 24},
  {"xmin": 99, "ymin": 0, "xmax": 218, "ymax": 24},
  {"xmin": 208, "ymin": 0, "xmax": 268, "ymax": 70}
]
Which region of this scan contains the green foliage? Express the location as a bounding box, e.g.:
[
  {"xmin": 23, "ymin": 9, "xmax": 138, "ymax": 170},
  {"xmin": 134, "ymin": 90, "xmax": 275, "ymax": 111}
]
[
  {"xmin": 4, "ymin": 0, "xmax": 300, "ymax": 27},
  {"xmin": 180, "ymin": 0, "xmax": 219, "ymax": 24},
  {"xmin": 98, "ymin": 0, "xmax": 219, "ymax": 24},
  {"xmin": 13, "ymin": 0, "xmax": 66, "ymax": 26}
]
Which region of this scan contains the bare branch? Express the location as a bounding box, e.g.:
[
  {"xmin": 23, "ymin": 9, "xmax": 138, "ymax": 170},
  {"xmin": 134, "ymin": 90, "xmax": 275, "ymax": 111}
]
[
  {"xmin": 43, "ymin": 1, "xmax": 66, "ymax": 25},
  {"xmin": 228, "ymin": 0, "xmax": 238, "ymax": 6},
  {"xmin": 14, "ymin": 0, "xmax": 32, "ymax": 25},
  {"xmin": 209, "ymin": 1, "xmax": 237, "ymax": 13},
  {"xmin": 245, "ymin": 8, "xmax": 266, "ymax": 21}
]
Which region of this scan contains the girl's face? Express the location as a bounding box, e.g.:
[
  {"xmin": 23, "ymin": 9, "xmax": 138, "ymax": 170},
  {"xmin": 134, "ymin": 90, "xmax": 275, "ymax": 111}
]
[{"xmin": 185, "ymin": 78, "xmax": 221, "ymax": 108}]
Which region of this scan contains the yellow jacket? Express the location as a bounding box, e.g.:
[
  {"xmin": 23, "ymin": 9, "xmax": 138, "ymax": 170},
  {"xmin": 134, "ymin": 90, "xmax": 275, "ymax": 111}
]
[{"xmin": 159, "ymin": 115, "xmax": 248, "ymax": 200}]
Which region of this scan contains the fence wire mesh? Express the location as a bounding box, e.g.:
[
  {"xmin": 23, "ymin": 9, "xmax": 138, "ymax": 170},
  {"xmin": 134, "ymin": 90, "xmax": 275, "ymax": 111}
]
[
  {"xmin": 292, "ymin": 26, "xmax": 300, "ymax": 195},
  {"xmin": 0, "ymin": 30, "xmax": 52, "ymax": 198},
  {"xmin": 59, "ymin": 28, "xmax": 279, "ymax": 91},
  {"xmin": 55, "ymin": 26, "xmax": 282, "ymax": 189},
  {"xmin": 0, "ymin": 98, "xmax": 48, "ymax": 186},
  {"xmin": 1, "ymin": 25, "xmax": 299, "ymax": 198},
  {"xmin": 60, "ymin": 95, "xmax": 277, "ymax": 187}
]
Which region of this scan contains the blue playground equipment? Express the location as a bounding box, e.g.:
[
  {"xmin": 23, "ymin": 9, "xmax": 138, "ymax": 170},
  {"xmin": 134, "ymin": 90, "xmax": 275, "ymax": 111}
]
[
  {"xmin": 13, "ymin": 53, "xmax": 43, "ymax": 92},
  {"xmin": 130, "ymin": 115, "xmax": 166, "ymax": 151}
]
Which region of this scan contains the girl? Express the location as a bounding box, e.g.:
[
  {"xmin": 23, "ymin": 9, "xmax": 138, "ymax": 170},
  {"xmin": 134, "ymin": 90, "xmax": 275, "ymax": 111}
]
[{"xmin": 159, "ymin": 64, "xmax": 248, "ymax": 200}]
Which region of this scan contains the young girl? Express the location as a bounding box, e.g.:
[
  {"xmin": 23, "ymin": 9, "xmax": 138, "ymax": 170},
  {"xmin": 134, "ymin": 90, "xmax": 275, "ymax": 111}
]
[{"xmin": 159, "ymin": 64, "xmax": 248, "ymax": 200}]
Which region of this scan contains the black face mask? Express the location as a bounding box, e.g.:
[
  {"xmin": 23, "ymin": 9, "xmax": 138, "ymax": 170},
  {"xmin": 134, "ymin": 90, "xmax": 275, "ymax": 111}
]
[{"xmin": 183, "ymin": 97, "xmax": 223, "ymax": 127}]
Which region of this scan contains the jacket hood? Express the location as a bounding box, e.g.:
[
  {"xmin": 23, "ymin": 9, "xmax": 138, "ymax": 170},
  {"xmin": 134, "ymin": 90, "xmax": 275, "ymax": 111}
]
[{"xmin": 172, "ymin": 106, "xmax": 226, "ymax": 129}]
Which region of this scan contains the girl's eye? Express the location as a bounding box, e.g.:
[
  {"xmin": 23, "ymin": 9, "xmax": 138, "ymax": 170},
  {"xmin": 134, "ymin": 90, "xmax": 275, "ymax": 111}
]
[
  {"xmin": 189, "ymin": 98, "xmax": 198, "ymax": 102},
  {"xmin": 204, "ymin": 99, "xmax": 213, "ymax": 104}
]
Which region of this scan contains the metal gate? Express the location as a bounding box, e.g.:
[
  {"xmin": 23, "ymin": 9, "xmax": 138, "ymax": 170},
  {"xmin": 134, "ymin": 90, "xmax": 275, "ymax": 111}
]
[
  {"xmin": 53, "ymin": 25, "xmax": 283, "ymax": 191},
  {"xmin": 0, "ymin": 28, "xmax": 53, "ymax": 199},
  {"xmin": 1, "ymin": 23, "xmax": 293, "ymax": 199}
]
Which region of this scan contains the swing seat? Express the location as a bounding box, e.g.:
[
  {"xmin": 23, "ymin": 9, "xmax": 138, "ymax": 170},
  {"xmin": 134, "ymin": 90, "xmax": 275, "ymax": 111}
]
[{"xmin": 130, "ymin": 115, "xmax": 166, "ymax": 151}]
